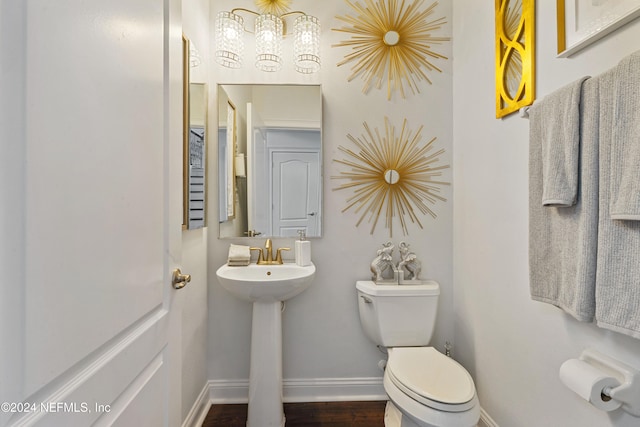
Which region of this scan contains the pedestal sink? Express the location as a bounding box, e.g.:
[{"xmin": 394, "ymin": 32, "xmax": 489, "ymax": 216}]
[{"xmin": 216, "ymin": 262, "xmax": 315, "ymax": 427}]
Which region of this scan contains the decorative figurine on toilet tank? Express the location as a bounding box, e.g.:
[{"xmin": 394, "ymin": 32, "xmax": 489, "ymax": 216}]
[
  {"xmin": 398, "ymin": 241, "xmax": 422, "ymax": 283},
  {"xmin": 370, "ymin": 242, "xmax": 397, "ymax": 283},
  {"xmin": 369, "ymin": 241, "xmax": 424, "ymax": 285}
]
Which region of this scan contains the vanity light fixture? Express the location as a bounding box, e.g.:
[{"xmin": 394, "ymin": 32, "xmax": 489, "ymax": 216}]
[{"xmin": 215, "ymin": 0, "xmax": 320, "ymax": 73}]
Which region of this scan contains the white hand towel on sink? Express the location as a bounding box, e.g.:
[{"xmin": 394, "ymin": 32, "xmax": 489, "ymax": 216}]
[{"xmin": 228, "ymin": 244, "xmax": 250, "ymax": 266}]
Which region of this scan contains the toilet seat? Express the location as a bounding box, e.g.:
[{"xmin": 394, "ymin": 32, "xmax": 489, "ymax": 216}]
[
  {"xmin": 383, "ymin": 374, "xmax": 480, "ymax": 427},
  {"xmin": 386, "ymin": 347, "xmax": 476, "ymax": 412}
]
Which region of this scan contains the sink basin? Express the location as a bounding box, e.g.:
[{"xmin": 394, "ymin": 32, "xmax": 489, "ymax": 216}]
[{"xmin": 216, "ymin": 262, "xmax": 315, "ymax": 302}]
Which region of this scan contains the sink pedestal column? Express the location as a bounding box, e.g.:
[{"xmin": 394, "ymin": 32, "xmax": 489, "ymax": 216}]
[{"xmin": 247, "ymin": 300, "xmax": 284, "ymax": 427}]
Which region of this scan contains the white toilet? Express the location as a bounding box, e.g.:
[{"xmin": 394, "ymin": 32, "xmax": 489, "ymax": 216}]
[{"xmin": 356, "ymin": 280, "xmax": 480, "ymax": 427}]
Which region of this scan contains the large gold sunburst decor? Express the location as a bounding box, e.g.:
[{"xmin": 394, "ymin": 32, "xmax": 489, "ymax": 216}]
[
  {"xmin": 333, "ymin": 0, "xmax": 450, "ymax": 100},
  {"xmin": 255, "ymin": 0, "xmax": 291, "ymax": 15},
  {"xmin": 332, "ymin": 117, "xmax": 449, "ymax": 237}
]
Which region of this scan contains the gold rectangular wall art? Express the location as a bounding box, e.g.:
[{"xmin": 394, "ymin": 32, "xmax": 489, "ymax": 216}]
[{"xmin": 495, "ymin": 0, "xmax": 535, "ymax": 118}]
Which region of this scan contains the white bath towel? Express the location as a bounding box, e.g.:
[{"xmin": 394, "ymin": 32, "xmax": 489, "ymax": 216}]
[
  {"xmin": 528, "ymin": 77, "xmax": 600, "ymax": 321},
  {"xmin": 530, "ymin": 76, "xmax": 590, "ymax": 207},
  {"xmin": 595, "ymin": 64, "xmax": 640, "ymax": 339},
  {"xmin": 609, "ymin": 51, "xmax": 640, "ymax": 220},
  {"xmin": 227, "ymin": 244, "xmax": 250, "ymax": 266}
]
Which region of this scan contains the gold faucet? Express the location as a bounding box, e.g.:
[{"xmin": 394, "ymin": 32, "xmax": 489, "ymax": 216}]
[{"xmin": 250, "ymin": 239, "xmax": 290, "ymax": 265}]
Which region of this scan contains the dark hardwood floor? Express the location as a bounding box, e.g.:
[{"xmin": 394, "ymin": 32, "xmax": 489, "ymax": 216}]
[{"xmin": 202, "ymin": 401, "xmax": 386, "ymax": 427}]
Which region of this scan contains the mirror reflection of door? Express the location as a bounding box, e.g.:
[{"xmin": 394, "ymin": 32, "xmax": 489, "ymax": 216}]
[
  {"xmin": 272, "ymin": 151, "xmax": 321, "ymax": 237},
  {"xmin": 250, "ymin": 128, "xmax": 321, "ymax": 237},
  {"xmin": 246, "ymin": 102, "xmax": 266, "ymax": 236}
]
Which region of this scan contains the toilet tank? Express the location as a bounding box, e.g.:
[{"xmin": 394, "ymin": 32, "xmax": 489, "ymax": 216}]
[{"xmin": 356, "ymin": 280, "xmax": 440, "ymax": 347}]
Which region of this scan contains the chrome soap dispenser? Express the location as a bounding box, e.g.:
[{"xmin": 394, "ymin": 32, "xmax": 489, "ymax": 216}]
[{"xmin": 295, "ymin": 230, "xmax": 311, "ymax": 266}]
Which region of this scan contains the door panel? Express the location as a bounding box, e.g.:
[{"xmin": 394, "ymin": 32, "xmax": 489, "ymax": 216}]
[
  {"xmin": 23, "ymin": 311, "xmax": 167, "ymax": 426},
  {"xmin": 272, "ymin": 151, "xmax": 320, "ymax": 237},
  {"xmin": 99, "ymin": 353, "xmax": 165, "ymax": 427},
  {"xmin": 23, "ymin": 0, "xmax": 165, "ymax": 394},
  {"xmin": 2, "ymin": 0, "xmax": 182, "ymax": 425}
]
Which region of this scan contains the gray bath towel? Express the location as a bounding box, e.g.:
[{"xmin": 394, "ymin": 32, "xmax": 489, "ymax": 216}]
[
  {"xmin": 595, "ymin": 65, "xmax": 640, "ymax": 339},
  {"xmin": 528, "ymin": 77, "xmax": 599, "ymax": 321},
  {"xmin": 609, "ymin": 51, "xmax": 640, "ymax": 220},
  {"xmin": 531, "ymin": 76, "xmax": 590, "ymax": 207}
]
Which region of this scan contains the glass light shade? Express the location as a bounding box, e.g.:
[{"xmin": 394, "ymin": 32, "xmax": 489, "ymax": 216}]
[
  {"xmin": 215, "ymin": 11, "xmax": 244, "ymax": 69},
  {"xmin": 189, "ymin": 43, "xmax": 201, "ymax": 68},
  {"xmin": 294, "ymin": 15, "xmax": 321, "ymax": 74},
  {"xmin": 255, "ymin": 14, "xmax": 283, "ymax": 72}
]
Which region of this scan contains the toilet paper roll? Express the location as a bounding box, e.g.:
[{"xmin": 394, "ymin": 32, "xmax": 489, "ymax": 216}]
[{"xmin": 559, "ymin": 359, "xmax": 622, "ymax": 412}]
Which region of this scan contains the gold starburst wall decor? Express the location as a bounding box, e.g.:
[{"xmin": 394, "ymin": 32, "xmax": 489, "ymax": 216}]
[
  {"xmin": 255, "ymin": 0, "xmax": 291, "ymax": 16},
  {"xmin": 495, "ymin": 0, "xmax": 535, "ymax": 118},
  {"xmin": 333, "ymin": 0, "xmax": 450, "ymax": 100},
  {"xmin": 332, "ymin": 117, "xmax": 449, "ymax": 237}
]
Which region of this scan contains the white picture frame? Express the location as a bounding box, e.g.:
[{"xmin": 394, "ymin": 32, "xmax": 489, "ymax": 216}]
[{"xmin": 557, "ymin": 0, "xmax": 640, "ymax": 57}]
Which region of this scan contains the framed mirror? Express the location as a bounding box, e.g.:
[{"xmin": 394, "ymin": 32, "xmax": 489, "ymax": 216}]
[
  {"xmin": 183, "ymin": 36, "xmax": 208, "ymax": 230},
  {"xmin": 218, "ymin": 84, "xmax": 322, "ymax": 239}
]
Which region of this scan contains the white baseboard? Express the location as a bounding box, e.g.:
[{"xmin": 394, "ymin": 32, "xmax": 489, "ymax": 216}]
[
  {"xmin": 478, "ymin": 407, "xmax": 499, "ymax": 427},
  {"xmin": 182, "ymin": 382, "xmax": 212, "ymax": 427},
  {"xmin": 283, "ymin": 377, "xmax": 387, "ymax": 402},
  {"xmin": 209, "ymin": 377, "xmax": 386, "ymax": 404},
  {"xmin": 209, "ymin": 379, "xmax": 250, "ymax": 403}
]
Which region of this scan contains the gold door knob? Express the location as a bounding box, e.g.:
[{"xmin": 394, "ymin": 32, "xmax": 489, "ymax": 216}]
[{"xmin": 172, "ymin": 268, "xmax": 191, "ymax": 290}]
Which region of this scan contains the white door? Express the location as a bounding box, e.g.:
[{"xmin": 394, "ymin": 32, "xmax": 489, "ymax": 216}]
[
  {"xmin": 246, "ymin": 103, "xmax": 268, "ymax": 236},
  {"xmin": 271, "ymin": 151, "xmax": 321, "ymax": 237},
  {"xmin": 1, "ymin": 1, "xmax": 184, "ymax": 426}
]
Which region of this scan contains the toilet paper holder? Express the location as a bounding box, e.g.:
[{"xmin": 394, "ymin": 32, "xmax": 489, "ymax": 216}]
[{"xmin": 562, "ymin": 349, "xmax": 640, "ymax": 417}]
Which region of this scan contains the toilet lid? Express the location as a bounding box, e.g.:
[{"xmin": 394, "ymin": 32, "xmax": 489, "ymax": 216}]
[{"xmin": 387, "ymin": 347, "xmax": 475, "ymax": 408}]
